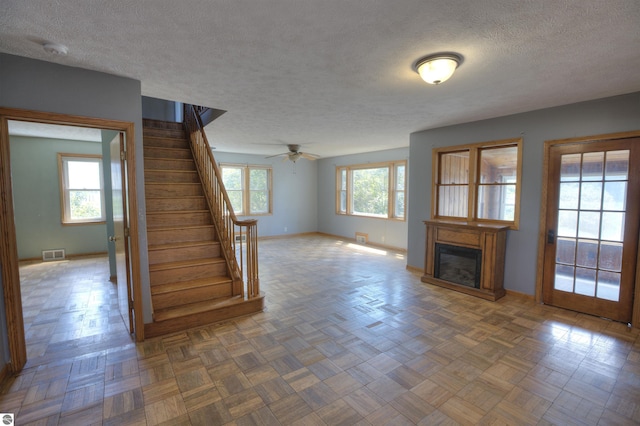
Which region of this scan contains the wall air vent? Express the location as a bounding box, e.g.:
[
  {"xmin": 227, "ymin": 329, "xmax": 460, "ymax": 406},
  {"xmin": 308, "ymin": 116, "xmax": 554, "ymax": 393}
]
[
  {"xmin": 42, "ymin": 249, "xmax": 65, "ymax": 261},
  {"xmin": 234, "ymin": 234, "xmax": 247, "ymax": 243}
]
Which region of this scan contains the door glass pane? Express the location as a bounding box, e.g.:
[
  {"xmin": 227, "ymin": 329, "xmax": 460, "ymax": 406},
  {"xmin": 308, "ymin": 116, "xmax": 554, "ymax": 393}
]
[
  {"xmin": 582, "ymin": 152, "xmax": 604, "ymax": 181},
  {"xmin": 576, "ymin": 239, "xmax": 598, "ymax": 268},
  {"xmin": 560, "ymin": 154, "xmax": 581, "ymax": 181},
  {"xmin": 600, "ymin": 212, "xmax": 624, "ymax": 242},
  {"xmin": 580, "ymin": 182, "xmax": 602, "ymax": 210},
  {"xmin": 559, "ymin": 182, "xmax": 579, "ymax": 209},
  {"xmin": 558, "ymin": 210, "xmax": 578, "ymax": 237},
  {"xmin": 556, "ymin": 237, "xmax": 576, "ymax": 264},
  {"xmin": 605, "ymin": 150, "xmax": 629, "ymax": 180},
  {"xmin": 578, "ymin": 211, "xmax": 600, "ymax": 239},
  {"xmin": 603, "ymin": 182, "xmax": 626, "ymax": 211},
  {"xmin": 575, "ymin": 267, "xmax": 596, "ymax": 296},
  {"xmin": 599, "ymin": 242, "xmax": 622, "ymax": 272},
  {"xmin": 597, "ymin": 271, "xmax": 620, "ymax": 301},
  {"xmin": 554, "ymin": 264, "xmax": 574, "ymax": 292}
]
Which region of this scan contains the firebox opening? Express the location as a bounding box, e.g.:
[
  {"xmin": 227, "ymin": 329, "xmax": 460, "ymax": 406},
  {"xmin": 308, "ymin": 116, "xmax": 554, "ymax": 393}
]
[{"xmin": 434, "ymin": 243, "xmax": 482, "ymax": 289}]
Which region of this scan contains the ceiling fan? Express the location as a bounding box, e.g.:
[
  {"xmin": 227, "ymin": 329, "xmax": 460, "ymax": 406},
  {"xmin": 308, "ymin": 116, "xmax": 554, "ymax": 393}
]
[{"xmin": 266, "ymin": 144, "xmax": 320, "ymax": 162}]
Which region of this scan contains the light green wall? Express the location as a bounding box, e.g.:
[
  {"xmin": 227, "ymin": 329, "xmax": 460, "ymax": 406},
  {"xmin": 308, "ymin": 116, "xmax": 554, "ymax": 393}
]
[{"xmin": 10, "ymin": 135, "xmax": 108, "ymax": 260}]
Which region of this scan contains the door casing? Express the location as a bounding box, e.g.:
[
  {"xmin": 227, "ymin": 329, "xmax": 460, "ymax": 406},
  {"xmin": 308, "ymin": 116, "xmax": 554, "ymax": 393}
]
[
  {"xmin": 0, "ymin": 107, "xmax": 144, "ymax": 374},
  {"xmin": 536, "ymin": 130, "xmax": 640, "ymax": 326}
]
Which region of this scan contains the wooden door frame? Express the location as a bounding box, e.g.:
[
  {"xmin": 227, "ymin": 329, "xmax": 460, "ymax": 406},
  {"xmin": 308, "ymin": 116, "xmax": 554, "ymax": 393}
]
[
  {"xmin": 536, "ymin": 130, "xmax": 640, "ymax": 327},
  {"xmin": 0, "ymin": 107, "xmax": 144, "ymax": 374}
]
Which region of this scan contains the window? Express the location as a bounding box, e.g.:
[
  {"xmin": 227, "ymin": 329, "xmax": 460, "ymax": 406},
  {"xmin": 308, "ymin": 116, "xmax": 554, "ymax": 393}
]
[
  {"xmin": 336, "ymin": 161, "xmax": 406, "ymax": 220},
  {"xmin": 432, "ymin": 138, "xmax": 522, "ymax": 228},
  {"xmin": 221, "ymin": 164, "xmax": 272, "ymax": 215},
  {"xmin": 58, "ymin": 154, "xmax": 105, "ymax": 224}
]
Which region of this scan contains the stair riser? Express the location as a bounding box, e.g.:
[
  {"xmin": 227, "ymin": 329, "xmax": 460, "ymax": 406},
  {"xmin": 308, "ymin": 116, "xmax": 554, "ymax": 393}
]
[
  {"xmin": 150, "ymin": 263, "xmax": 228, "ymax": 286},
  {"xmin": 145, "ymin": 170, "xmax": 200, "ymax": 184},
  {"xmin": 147, "ymin": 226, "xmax": 216, "ymax": 245},
  {"xmin": 146, "ymin": 197, "xmax": 208, "ymax": 212},
  {"xmin": 149, "ymin": 243, "xmax": 221, "ymax": 265},
  {"xmin": 152, "ymin": 283, "xmax": 233, "ymax": 310},
  {"xmin": 147, "ymin": 212, "xmax": 212, "ymax": 228},
  {"xmin": 144, "ymin": 136, "xmax": 189, "ymax": 149},
  {"xmin": 145, "ymin": 183, "xmax": 203, "ymax": 197},
  {"xmin": 143, "ymin": 127, "xmax": 185, "ymax": 138},
  {"xmin": 144, "ymin": 158, "xmax": 196, "ymax": 171},
  {"xmin": 144, "ymin": 146, "xmax": 192, "ymax": 159}
]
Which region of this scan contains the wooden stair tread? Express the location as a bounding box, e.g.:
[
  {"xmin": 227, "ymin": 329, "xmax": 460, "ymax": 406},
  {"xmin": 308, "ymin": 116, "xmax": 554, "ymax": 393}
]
[
  {"xmin": 146, "ymin": 209, "xmax": 209, "ymax": 215},
  {"xmin": 151, "ymin": 276, "xmax": 232, "ymax": 295},
  {"xmin": 148, "ymin": 240, "xmax": 219, "ymax": 251},
  {"xmin": 149, "ymin": 257, "xmax": 226, "ymax": 272},
  {"xmin": 147, "ymin": 224, "xmax": 214, "ymax": 231},
  {"xmin": 153, "ymin": 296, "xmax": 246, "ymax": 322}
]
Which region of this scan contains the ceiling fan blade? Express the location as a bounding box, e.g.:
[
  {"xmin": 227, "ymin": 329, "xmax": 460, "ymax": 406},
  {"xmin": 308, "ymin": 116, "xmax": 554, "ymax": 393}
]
[
  {"xmin": 300, "ymin": 152, "xmax": 320, "ymax": 160},
  {"xmin": 265, "ymin": 152, "xmax": 288, "ymax": 159}
]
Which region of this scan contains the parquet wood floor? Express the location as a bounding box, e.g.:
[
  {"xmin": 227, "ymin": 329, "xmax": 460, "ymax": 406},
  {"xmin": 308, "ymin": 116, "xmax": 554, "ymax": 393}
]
[{"xmin": 1, "ymin": 234, "xmax": 639, "ymax": 425}]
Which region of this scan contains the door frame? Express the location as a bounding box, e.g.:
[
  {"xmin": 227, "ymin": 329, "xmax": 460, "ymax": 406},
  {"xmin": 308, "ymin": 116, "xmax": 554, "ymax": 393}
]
[
  {"xmin": 0, "ymin": 107, "xmax": 144, "ymax": 374},
  {"xmin": 536, "ymin": 130, "xmax": 640, "ymax": 326}
]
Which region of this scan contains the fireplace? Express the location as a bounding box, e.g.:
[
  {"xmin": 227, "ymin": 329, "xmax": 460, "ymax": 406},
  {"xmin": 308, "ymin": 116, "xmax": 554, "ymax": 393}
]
[
  {"xmin": 434, "ymin": 243, "xmax": 481, "ymax": 288},
  {"xmin": 422, "ymin": 220, "xmax": 507, "ymax": 300}
]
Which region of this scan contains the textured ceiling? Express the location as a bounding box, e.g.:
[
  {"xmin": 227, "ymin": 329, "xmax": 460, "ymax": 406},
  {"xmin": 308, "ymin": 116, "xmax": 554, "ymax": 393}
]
[{"xmin": 1, "ymin": 0, "xmax": 639, "ymax": 158}]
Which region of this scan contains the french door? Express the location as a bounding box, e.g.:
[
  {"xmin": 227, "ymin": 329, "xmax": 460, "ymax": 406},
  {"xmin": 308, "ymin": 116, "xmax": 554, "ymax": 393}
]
[{"xmin": 542, "ymin": 137, "xmax": 640, "ymax": 322}]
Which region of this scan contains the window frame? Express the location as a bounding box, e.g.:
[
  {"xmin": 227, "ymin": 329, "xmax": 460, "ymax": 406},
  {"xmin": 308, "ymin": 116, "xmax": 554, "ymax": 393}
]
[
  {"xmin": 336, "ymin": 160, "xmax": 407, "ymax": 220},
  {"xmin": 220, "ymin": 163, "xmax": 273, "ymax": 216},
  {"xmin": 431, "ymin": 138, "xmax": 522, "ymax": 230},
  {"xmin": 57, "ymin": 153, "xmax": 106, "ymax": 225}
]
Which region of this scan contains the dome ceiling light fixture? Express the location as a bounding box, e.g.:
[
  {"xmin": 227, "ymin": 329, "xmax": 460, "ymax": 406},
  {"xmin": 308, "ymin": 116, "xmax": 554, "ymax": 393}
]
[
  {"xmin": 42, "ymin": 42, "xmax": 68, "ymax": 56},
  {"xmin": 413, "ymin": 53, "xmax": 462, "ymax": 85}
]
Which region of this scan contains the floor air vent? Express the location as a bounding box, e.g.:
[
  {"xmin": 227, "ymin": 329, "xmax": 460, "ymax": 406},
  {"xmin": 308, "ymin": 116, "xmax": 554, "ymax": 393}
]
[{"xmin": 42, "ymin": 249, "xmax": 65, "ymax": 261}]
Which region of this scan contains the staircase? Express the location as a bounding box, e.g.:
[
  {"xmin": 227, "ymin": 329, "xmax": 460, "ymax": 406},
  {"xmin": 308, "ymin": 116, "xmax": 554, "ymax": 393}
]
[{"xmin": 142, "ymin": 118, "xmax": 264, "ymax": 338}]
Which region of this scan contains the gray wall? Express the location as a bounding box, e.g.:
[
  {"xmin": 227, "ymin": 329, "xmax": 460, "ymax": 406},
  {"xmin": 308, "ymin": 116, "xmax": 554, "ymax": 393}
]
[
  {"xmin": 0, "ymin": 53, "xmax": 151, "ymax": 369},
  {"xmin": 142, "ymin": 96, "xmax": 179, "ymax": 122},
  {"xmin": 213, "ymin": 151, "xmax": 318, "ymax": 236},
  {"xmin": 407, "ymin": 92, "xmax": 640, "ymax": 295},
  {"xmin": 10, "ymin": 135, "xmax": 108, "ymax": 260},
  {"xmin": 318, "ymin": 147, "xmax": 409, "ymax": 250}
]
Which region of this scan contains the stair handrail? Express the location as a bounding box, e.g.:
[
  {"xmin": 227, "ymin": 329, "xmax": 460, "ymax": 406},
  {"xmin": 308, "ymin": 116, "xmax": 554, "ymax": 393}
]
[{"xmin": 183, "ymin": 104, "xmax": 260, "ymax": 299}]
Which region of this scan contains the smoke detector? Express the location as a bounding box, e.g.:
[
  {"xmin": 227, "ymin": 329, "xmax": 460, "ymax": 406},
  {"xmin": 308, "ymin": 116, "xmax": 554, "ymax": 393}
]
[{"xmin": 43, "ymin": 43, "xmax": 68, "ymax": 55}]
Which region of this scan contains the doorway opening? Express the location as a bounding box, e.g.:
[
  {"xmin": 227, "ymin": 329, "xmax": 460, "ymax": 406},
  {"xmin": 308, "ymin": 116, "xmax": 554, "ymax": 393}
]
[{"xmin": 0, "ymin": 108, "xmax": 143, "ymax": 375}]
